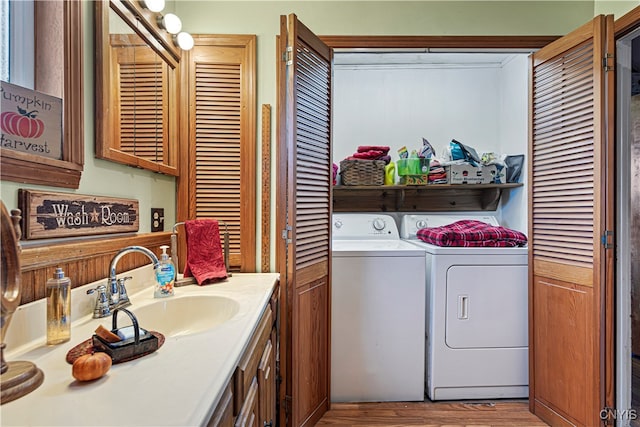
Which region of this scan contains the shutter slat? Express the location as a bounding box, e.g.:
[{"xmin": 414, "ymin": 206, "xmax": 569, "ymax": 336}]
[
  {"xmin": 194, "ymin": 61, "xmax": 244, "ymax": 259},
  {"xmin": 117, "ymin": 53, "xmax": 165, "ymax": 163},
  {"xmin": 531, "ymin": 41, "xmax": 594, "ymax": 270}
]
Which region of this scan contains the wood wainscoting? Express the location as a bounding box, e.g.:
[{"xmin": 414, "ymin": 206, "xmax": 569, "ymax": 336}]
[{"xmin": 18, "ymin": 232, "xmax": 171, "ymax": 304}]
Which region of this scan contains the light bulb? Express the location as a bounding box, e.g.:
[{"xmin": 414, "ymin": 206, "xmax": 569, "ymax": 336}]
[
  {"xmin": 142, "ymin": 0, "xmax": 164, "ymax": 13},
  {"xmin": 160, "ymin": 13, "xmax": 182, "ymax": 35},
  {"xmin": 176, "ymin": 32, "xmax": 194, "ymax": 51}
]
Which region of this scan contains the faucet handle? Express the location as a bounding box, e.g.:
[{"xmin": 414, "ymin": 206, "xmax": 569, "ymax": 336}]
[
  {"xmin": 117, "ymin": 276, "xmax": 133, "ymax": 307},
  {"xmin": 87, "ymin": 285, "xmax": 111, "ymax": 318}
]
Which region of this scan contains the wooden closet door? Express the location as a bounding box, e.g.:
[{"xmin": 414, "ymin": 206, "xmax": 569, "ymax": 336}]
[
  {"xmin": 277, "ymin": 13, "xmax": 332, "ymax": 427},
  {"xmin": 529, "ymin": 15, "xmax": 615, "ymax": 427},
  {"xmin": 178, "ymin": 35, "xmax": 256, "ymax": 272}
]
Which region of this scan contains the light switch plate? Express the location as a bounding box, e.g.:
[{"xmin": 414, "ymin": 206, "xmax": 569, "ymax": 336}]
[{"xmin": 151, "ymin": 208, "xmax": 164, "ymax": 232}]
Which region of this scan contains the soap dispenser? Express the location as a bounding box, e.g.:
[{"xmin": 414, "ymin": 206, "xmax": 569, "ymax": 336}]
[
  {"xmin": 46, "ymin": 267, "xmax": 71, "ymax": 345},
  {"xmin": 154, "ymin": 245, "xmax": 175, "ymax": 298}
]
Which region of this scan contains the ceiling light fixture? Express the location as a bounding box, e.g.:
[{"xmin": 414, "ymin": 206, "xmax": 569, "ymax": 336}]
[
  {"xmin": 175, "ymin": 32, "xmax": 194, "ymax": 51},
  {"xmin": 159, "ymin": 13, "xmax": 182, "ymax": 35},
  {"xmin": 142, "ymin": 0, "xmax": 165, "ymax": 13}
]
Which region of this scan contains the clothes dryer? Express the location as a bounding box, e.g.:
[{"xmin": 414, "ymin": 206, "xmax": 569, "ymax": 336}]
[
  {"xmin": 400, "ymin": 214, "xmax": 528, "ymax": 400},
  {"xmin": 331, "ymin": 214, "xmax": 426, "ymax": 402}
]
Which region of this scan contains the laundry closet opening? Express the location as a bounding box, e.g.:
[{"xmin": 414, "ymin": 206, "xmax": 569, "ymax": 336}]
[
  {"xmin": 332, "ymin": 49, "xmax": 532, "ymax": 231},
  {"xmin": 330, "ymin": 48, "xmax": 534, "ymax": 404}
]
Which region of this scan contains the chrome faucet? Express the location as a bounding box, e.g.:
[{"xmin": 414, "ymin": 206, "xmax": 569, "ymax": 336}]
[
  {"xmin": 107, "ymin": 246, "xmax": 160, "ymax": 308},
  {"xmin": 86, "ymin": 284, "xmax": 110, "ymax": 318}
]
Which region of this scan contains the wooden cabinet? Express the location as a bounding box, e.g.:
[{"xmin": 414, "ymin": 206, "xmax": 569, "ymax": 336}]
[
  {"xmin": 235, "ymin": 306, "xmax": 273, "ymax": 414},
  {"xmin": 208, "ymin": 284, "xmax": 279, "ymax": 427}
]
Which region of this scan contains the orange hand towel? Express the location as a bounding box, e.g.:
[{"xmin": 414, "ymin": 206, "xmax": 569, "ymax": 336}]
[{"xmin": 183, "ymin": 219, "xmax": 227, "ymax": 285}]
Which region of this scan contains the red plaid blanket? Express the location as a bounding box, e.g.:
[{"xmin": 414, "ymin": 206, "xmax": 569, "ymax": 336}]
[{"xmin": 416, "ymin": 220, "xmax": 528, "ymax": 247}]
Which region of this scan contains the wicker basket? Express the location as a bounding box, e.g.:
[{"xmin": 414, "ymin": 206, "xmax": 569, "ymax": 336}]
[{"xmin": 339, "ymin": 159, "xmax": 386, "ymax": 186}]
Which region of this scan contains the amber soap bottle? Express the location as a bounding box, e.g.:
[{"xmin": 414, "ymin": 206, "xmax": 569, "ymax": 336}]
[{"xmin": 46, "ymin": 267, "xmax": 71, "ymax": 345}]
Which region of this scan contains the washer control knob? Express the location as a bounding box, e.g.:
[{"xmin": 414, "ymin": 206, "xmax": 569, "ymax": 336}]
[
  {"xmin": 334, "ymin": 219, "xmax": 343, "ymax": 229},
  {"xmin": 416, "ymin": 219, "xmax": 427, "ymax": 230},
  {"xmin": 372, "ymin": 218, "xmax": 386, "ymax": 231}
]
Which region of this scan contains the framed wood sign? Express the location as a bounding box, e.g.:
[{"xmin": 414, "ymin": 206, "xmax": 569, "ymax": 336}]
[
  {"xmin": 18, "ymin": 190, "xmax": 139, "ymax": 239},
  {"xmin": 1, "ymin": 81, "xmax": 63, "ymax": 160}
]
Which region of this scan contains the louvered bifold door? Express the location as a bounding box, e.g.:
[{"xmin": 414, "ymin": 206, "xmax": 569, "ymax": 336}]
[
  {"xmin": 529, "ymin": 15, "xmax": 614, "ymax": 427},
  {"xmin": 185, "ymin": 36, "xmax": 256, "ymax": 272},
  {"xmin": 284, "ymin": 14, "xmax": 332, "ymax": 427}
]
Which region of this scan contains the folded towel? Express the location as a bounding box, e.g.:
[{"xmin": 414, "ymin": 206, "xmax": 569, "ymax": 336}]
[
  {"xmin": 351, "ymin": 150, "xmax": 386, "ymax": 160},
  {"xmin": 417, "ymin": 220, "xmax": 528, "ymax": 247},
  {"xmin": 183, "ymin": 219, "xmax": 228, "ymax": 285},
  {"xmin": 357, "ymin": 145, "xmax": 390, "ymax": 154}
]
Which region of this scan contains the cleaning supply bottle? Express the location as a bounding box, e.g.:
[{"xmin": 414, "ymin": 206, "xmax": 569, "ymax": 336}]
[
  {"xmin": 46, "ymin": 267, "xmax": 71, "ymax": 345},
  {"xmin": 384, "ymin": 162, "xmax": 395, "ymax": 185},
  {"xmin": 154, "ymin": 245, "xmax": 175, "ymax": 298}
]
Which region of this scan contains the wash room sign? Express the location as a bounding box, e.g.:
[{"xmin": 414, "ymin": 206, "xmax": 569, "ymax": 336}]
[
  {"xmin": 1, "ymin": 81, "xmax": 63, "ymax": 160},
  {"xmin": 18, "ymin": 190, "xmax": 139, "ymax": 239}
]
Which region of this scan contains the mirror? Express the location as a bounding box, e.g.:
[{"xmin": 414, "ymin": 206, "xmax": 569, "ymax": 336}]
[
  {"xmin": 0, "ymin": 1, "xmax": 84, "ymax": 189},
  {"xmin": 95, "ymin": 0, "xmax": 179, "ymax": 176}
]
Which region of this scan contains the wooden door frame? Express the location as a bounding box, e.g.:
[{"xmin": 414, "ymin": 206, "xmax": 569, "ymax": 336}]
[
  {"xmin": 319, "ymin": 35, "xmax": 559, "ymax": 50},
  {"xmin": 275, "ymin": 33, "xmax": 560, "ymax": 427},
  {"xmin": 613, "ymin": 5, "xmax": 640, "ymax": 422}
]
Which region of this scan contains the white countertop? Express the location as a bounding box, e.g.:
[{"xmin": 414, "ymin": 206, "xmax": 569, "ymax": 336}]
[{"xmin": 1, "ymin": 270, "xmax": 279, "ymax": 427}]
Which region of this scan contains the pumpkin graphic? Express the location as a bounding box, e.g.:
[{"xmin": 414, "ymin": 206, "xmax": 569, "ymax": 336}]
[{"xmin": 1, "ymin": 106, "xmax": 45, "ymax": 139}]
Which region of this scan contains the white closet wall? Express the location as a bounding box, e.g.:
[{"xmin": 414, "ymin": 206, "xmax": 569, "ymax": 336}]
[
  {"xmin": 497, "ymin": 54, "xmax": 528, "ymax": 233},
  {"xmin": 333, "ymin": 53, "xmax": 529, "ymax": 232},
  {"xmin": 333, "ymin": 62, "xmax": 502, "ymax": 163}
]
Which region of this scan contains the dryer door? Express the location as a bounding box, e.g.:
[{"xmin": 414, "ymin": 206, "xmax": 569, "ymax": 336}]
[{"xmin": 445, "ymin": 264, "xmax": 527, "ymax": 348}]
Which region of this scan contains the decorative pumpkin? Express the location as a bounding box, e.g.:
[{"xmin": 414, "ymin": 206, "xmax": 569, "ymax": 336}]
[
  {"xmin": 1, "ymin": 106, "xmax": 45, "ymax": 139},
  {"xmin": 72, "ymin": 352, "xmax": 112, "ymax": 382}
]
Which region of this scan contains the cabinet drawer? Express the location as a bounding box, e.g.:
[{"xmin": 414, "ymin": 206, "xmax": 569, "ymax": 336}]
[
  {"xmin": 258, "ymin": 339, "xmax": 275, "ymax": 427},
  {"xmin": 269, "ymin": 283, "xmax": 279, "ymax": 325},
  {"xmin": 207, "ymin": 382, "xmax": 233, "ymax": 427},
  {"xmin": 234, "ymin": 305, "xmax": 273, "ymax": 415},
  {"xmin": 235, "ymin": 377, "xmax": 259, "ymax": 427}
]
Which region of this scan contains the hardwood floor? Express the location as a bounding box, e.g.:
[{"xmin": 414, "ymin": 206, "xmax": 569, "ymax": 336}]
[{"xmin": 317, "ymin": 400, "xmax": 548, "ymax": 426}]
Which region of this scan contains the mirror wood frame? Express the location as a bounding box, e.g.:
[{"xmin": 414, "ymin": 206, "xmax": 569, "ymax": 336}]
[
  {"xmin": 0, "ymin": 1, "xmax": 84, "ymax": 189},
  {"xmin": 94, "ymin": 0, "xmax": 180, "ymax": 176}
]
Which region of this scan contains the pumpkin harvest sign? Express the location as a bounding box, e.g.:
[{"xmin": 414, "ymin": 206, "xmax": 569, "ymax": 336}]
[{"xmin": 0, "ymin": 81, "xmax": 62, "ymax": 160}]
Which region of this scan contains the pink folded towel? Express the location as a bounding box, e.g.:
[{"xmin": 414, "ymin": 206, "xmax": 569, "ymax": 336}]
[
  {"xmin": 357, "ymin": 145, "xmax": 390, "ymax": 154},
  {"xmin": 183, "ymin": 219, "xmax": 227, "ymax": 285}
]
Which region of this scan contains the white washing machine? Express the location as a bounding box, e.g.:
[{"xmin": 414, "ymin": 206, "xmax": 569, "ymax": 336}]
[
  {"xmin": 331, "ymin": 213, "xmax": 426, "ymax": 402},
  {"xmin": 400, "ymin": 214, "xmax": 529, "ymax": 401}
]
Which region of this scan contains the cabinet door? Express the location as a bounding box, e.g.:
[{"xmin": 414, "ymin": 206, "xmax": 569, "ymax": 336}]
[
  {"xmin": 178, "ymin": 35, "xmax": 257, "ymax": 272},
  {"xmin": 235, "ymin": 307, "xmax": 273, "ymax": 414},
  {"xmin": 235, "ymin": 378, "xmax": 259, "ymax": 427},
  {"xmin": 258, "ymin": 339, "xmax": 275, "ymax": 426},
  {"xmin": 207, "ymin": 384, "xmax": 234, "ymax": 427}
]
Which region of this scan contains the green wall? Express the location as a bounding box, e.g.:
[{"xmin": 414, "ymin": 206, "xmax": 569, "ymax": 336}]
[
  {"xmin": 594, "ymin": 0, "xmax": 637, "ymax": 17},
  {"xmin": 176, "ymin": 1, "xmax": 597, "ymax": 159},
  {"xmin": 0, "ymin": 2, "xmax": 177, "ymax": 237},
  {"xmin": 2, "ymin": 0, "xmax": 636, "ymax": 254}
]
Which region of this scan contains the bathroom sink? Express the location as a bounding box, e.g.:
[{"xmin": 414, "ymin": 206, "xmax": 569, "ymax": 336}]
[{"xmin": 130, "ymin": 295, "xmax": 240, "ymax": 337}]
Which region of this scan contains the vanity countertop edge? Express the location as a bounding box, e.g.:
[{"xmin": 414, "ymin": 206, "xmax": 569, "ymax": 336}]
[{"xmin": 1, "ymin": 271, "xmax": 280, "ymax": 427}]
